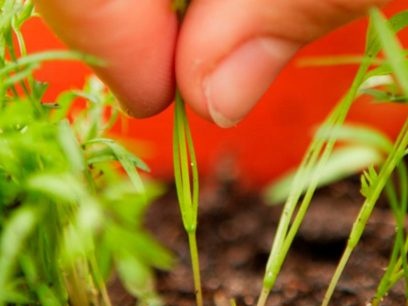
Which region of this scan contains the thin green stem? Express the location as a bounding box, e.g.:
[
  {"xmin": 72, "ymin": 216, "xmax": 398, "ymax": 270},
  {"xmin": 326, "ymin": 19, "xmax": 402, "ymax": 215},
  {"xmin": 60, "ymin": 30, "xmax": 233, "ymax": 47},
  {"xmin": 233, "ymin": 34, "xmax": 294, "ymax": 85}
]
[
  {"xmin": 64, "ymin": 261, "xmax": 91, "ymax": 306},
  {"xmin": 396, "ymin": 164, "xmax": 408, "ymax": 297},
  {"xmin": 12, "ymin": 22, "xmax": 41, "ymax": 114},
  {"xmin": 256, "ymin": 287, "xmax": 270, "ymax": 306},
  {"xmin": 188, "ymin": 231, "xmax": 203, "ymax": 306},
  {"xmin": 321, "ymin": 246, "xmax": 354, "ymax": 306},
  {"xmin": 374, "ymin": 180, "xmax": 405, "ymax": 300},
  {"xmin": 321, "ymin": 119, "xmax": 408, "ymax": 306},
  {"xmin": 89, "ymin": 253, "xmax": 112, "ymax": 306},
  {"xmin": 0, "ymin": 50, "xmax": 104, "ymax": 78},
  {"xmin": 374, "ymin": 163, "xmax": 408, "ymax": 302}
]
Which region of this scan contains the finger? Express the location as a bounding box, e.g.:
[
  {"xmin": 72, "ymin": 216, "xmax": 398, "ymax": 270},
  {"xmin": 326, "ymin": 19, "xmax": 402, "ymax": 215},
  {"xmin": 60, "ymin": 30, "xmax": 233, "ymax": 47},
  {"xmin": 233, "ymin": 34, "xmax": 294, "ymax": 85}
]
[
  {"xmin": 34, "ymin": 0, "xmax": 178, "ymax": 117},
  {"xmin": 176, "ymin": 0, "xmax": 389, "ymax": 127}
]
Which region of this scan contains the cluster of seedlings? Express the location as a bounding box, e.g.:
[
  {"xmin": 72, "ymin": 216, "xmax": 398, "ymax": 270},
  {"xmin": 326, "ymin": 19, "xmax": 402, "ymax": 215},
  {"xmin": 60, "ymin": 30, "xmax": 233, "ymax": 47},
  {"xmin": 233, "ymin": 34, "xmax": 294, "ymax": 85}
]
[{"xmin": 0, "ymin": 1, "xmax": 407, "ymax": 306}]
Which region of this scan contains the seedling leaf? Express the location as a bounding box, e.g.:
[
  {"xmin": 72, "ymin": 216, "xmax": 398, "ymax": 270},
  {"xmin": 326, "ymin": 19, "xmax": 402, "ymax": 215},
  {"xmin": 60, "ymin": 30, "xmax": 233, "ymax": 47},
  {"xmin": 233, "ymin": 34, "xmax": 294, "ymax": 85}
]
[
  {"xmin": 58, "ymin": 120, "xmax": 86, "ymax": 176},
  {"xmin": 0, "ymin": 207, "xmax": 39, "ymax": 303},
  {"xmin": 27, "ymin": 173, "xmax": 85, "ymax": 203},
  {"xmin": 266, "ymin": 145, "xmax": 383, "ymax": 204},
  {"xmin": 370, "ymin": 9, "xmax": 408, "ymax": 94},
  {"xmin": 115, "ymin": 252, "xmax": 163, "ymax": 306},
  {"xmin": 85, "ymin": 138, "xmax": 149, "ymax": 192}
]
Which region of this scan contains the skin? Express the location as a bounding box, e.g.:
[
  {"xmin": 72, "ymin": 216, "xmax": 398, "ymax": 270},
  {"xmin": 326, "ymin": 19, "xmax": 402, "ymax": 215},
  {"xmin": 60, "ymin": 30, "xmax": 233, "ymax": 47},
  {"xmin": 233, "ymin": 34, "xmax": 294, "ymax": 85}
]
[{"xmin": 34, "ymin": 0, "xmax": 389, "ymax": 127}]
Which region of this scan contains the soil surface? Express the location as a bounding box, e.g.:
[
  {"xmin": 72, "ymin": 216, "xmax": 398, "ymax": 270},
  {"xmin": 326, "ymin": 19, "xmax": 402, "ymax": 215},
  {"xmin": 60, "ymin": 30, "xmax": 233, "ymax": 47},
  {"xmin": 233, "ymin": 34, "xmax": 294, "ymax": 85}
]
[{"xmin": 113, "ymin": 175, "xmax": 405, "ymax": 306}]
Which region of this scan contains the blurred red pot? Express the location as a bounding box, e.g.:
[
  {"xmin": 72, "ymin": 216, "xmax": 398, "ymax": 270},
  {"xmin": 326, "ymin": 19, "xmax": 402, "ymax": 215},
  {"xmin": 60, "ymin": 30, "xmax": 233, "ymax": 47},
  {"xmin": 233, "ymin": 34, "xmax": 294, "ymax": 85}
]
[{"xmin": 24, "ymin": 1, "xmax": 408, "ymax": 186}]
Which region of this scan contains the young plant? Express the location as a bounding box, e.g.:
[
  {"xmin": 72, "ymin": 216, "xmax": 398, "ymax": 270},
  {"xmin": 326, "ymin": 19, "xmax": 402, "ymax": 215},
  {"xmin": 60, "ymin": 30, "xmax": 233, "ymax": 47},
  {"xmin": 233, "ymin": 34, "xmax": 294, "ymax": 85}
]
[
  {"xmin": 173, "ymin": 91, "xmax": 202, "ymax": 306},
  {"xmin": 256, "ymin": 32, "xmax": 375, "ymax": 306},
  {"xmin": 0, "ymin": 2, "xmax": 173, "ymax": 305},
  {"xmin": 322, "ymin": 9, "xmax": 408, "ymax": 306},
  {"xmin": 170, "ymin": 1, "xmax": 204, "ymax": 306},
  {"xmin": 258, "ymin": 8, "xmax": 408, "ymax": 306}
]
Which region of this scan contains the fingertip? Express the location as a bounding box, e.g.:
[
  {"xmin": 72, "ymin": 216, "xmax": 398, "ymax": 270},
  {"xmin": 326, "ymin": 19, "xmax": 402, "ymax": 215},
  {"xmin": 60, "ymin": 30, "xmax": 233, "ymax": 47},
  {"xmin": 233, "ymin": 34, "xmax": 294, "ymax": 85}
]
[
  {"xmin": 203, "ymin": 37, "xmax": 298, "ymax": 128},
  {"xmin": 34, "ymin": 0, "xmax": 178, "ymax": 118},
  {"xmin": 176, "ymin": 0, "xmax": 299, "ymax": 127}
]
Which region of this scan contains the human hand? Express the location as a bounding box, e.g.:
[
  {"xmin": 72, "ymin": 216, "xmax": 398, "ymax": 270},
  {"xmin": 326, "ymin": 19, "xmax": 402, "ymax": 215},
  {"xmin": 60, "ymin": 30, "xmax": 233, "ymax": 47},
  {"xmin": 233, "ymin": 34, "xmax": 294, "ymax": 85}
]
[{"xmin": 34, "ymin": 0, "xmax": 389, "ymax": 127}]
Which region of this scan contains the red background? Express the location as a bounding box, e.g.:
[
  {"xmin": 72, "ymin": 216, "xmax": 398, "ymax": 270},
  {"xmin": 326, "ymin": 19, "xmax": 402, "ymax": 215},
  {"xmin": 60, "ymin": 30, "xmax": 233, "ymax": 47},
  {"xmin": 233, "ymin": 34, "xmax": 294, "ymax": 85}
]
[{"xmin": 23, "ymin": 2, "xmax": 408, "ymax": 186}]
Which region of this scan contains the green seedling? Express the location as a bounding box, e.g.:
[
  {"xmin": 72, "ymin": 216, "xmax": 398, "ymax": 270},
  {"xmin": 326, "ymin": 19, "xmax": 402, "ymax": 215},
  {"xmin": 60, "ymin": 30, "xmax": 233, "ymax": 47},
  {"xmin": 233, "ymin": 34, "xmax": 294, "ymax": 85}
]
[
  {"xmin": 257, "ymin": 8, "xmax": 408, "ymax": 306},
  {"xmin": 372, "ymin": 161, "xmax": 408, "ymax": 305},
  {"xmin": 322, "ymin": 123, "xmax": 408, "ymax": 306},
  {"xmin": 0, "ymin": 2, "xmax": 173, "ymax": 306},
  {"xmin": 322, "ymin": 9, "xmax": 408, "ymax": 306},
  {"xmin": 173, "ymin": 91, "xmax": 202, "ymax": 306},
  {"xmin": 171, "ymin": 2, "xmax": 203, "ymax": 306}
]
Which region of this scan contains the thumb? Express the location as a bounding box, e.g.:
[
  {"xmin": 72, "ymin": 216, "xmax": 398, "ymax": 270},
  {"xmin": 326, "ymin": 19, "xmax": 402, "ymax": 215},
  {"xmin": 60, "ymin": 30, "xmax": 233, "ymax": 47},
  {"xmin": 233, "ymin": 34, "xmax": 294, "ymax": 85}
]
[{"xmin": 176, "ymin": 0, "xmax": 389, "ymax": 127}]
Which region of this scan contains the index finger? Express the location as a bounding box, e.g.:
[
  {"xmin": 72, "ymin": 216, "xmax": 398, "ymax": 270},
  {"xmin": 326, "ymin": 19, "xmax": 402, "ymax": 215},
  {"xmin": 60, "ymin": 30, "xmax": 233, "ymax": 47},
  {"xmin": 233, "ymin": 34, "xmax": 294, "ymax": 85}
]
[{"xmin": 34, "ymin": 0, "xmax": 178, "ymax": 117}]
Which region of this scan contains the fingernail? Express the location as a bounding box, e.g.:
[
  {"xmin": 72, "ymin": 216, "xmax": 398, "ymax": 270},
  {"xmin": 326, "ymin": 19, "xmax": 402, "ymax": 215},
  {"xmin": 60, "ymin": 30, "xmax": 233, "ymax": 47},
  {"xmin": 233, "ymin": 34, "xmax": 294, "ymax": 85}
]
[{"xmin": 203, "ymin": 37, "xmax": 296, "ymax": 128}]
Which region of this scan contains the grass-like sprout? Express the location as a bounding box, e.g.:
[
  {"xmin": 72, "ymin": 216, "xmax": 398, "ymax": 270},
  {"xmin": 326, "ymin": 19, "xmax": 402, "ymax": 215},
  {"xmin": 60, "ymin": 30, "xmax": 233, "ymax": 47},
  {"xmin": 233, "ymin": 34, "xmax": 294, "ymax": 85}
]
[
  {"xmin": 173, "ymin": 91, "xmax": 203, "ymax": 306},
  {"xmin": 171, "ymin": 2, "xmax": 203, "ymax": 306},
  {"xmin": 322, "ymin": 8, "xmax": 408, "ymax": 306},
  {"xmin": 258, "ymin": 8, "xmax": 408, "ymax": 306},
  {"xmin": 373, "ymin": 161, "xmax": 408, "ymax": 304}
]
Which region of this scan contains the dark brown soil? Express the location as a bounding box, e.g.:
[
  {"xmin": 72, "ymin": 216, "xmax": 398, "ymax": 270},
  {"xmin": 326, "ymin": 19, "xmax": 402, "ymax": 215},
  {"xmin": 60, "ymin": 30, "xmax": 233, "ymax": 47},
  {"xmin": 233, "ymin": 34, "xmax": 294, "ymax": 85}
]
[{"xmin": 117, "ymin": 176, "xmax": 406, "ymax": 306}]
